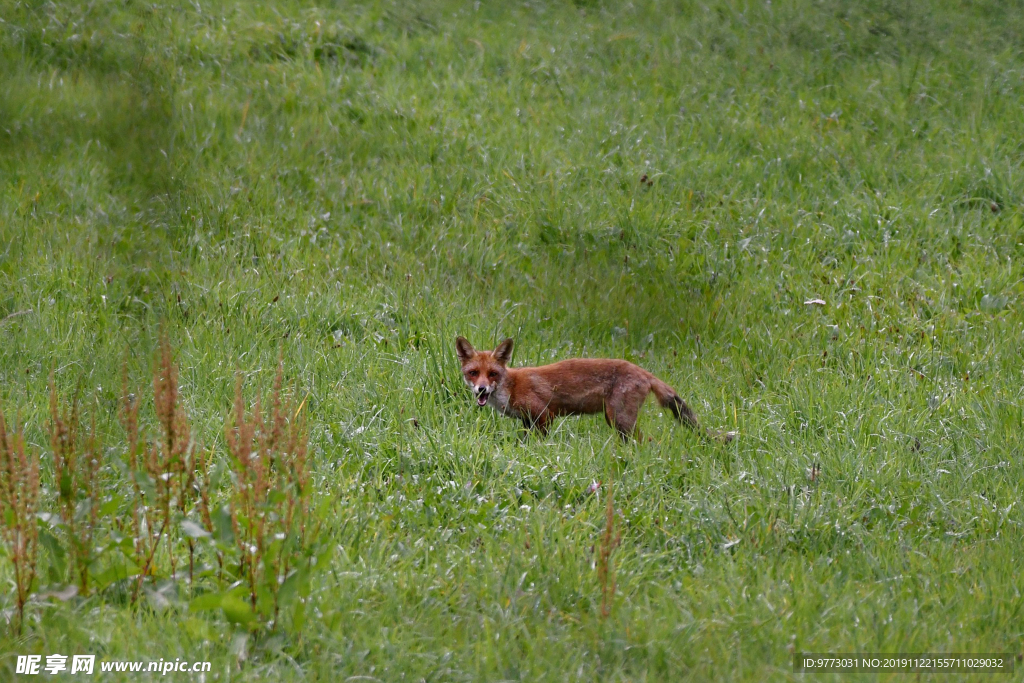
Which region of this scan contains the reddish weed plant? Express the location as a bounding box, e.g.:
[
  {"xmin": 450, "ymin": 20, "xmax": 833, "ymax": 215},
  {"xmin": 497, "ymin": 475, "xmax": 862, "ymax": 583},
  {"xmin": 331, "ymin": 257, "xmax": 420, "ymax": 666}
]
[
  {"xmin": 225, "ymin": 359, "xmax": 310, "ymax": 621},
  {"xmin": 120, "ymin": 336, "xmax": 209, "ymax": 602},
  {"xmin": 597, "ymin": 474, "xmax": 622, "ymax": 619},
  {"xmin": 0, "ymin": 409, "xmax": 40, "ymax": 633},
  {"xmin": 49, "ymin": 379, "xmax": 101, "ymax": 596}
]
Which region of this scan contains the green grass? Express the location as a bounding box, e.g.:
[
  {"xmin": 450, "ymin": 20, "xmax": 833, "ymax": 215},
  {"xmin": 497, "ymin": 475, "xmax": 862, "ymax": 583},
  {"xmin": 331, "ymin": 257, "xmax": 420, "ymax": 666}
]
[{"xmin": 2, "ymin": 0, "xmax": 1024, "ymax": 679}]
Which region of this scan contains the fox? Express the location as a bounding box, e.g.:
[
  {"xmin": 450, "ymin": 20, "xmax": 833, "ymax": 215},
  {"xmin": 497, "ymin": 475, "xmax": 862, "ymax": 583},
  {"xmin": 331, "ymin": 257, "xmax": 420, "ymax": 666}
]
[{"xmin": 455, "ymin": 336, "xmax": 735, "ymax": 442}]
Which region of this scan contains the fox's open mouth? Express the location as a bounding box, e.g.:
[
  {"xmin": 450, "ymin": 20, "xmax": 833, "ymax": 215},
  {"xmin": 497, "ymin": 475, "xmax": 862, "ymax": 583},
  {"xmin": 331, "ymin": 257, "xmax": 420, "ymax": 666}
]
[{"xmin": 475, "ymin": 389, "xmax": 491, "ymax": 406}]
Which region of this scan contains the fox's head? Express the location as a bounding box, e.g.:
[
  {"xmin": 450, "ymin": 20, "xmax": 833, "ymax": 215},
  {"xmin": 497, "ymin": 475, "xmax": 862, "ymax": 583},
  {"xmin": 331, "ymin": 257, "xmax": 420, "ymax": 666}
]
[{"xmin": 455, "ymin": 336, "xmax": 513, "ymax": 407}]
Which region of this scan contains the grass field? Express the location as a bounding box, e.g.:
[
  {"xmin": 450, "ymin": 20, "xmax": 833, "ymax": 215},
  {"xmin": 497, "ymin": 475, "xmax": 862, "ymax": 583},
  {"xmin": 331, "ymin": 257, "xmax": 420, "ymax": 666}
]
[{"xmin": 2, "ymin": 0, "xmax": 1024, "ymax": 680}]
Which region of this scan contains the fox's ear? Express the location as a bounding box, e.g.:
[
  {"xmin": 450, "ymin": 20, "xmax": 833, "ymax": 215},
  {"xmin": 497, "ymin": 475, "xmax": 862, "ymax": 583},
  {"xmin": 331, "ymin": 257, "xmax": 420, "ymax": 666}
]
[
  {"xmin": 455, "ymin": 336, "xmax": 476, "ymax": 364},
  {"xmin": 493, "ymin": 338, "xmax": 514, "ymax": 365}
]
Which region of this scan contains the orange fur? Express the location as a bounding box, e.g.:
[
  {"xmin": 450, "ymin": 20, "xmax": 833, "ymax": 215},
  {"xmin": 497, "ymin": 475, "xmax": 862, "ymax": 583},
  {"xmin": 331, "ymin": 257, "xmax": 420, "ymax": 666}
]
[{"xmin": 455, "ymin": 336, "xmax": 734, "ymax": 442}]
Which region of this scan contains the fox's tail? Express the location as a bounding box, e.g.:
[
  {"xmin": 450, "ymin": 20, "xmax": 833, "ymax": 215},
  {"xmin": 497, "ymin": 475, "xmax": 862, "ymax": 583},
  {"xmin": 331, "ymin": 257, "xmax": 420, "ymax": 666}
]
[
  {"xmin": 649, "ymin": 377, "xmax": 700, "ymax": 429},
  {"xmin": 649, "ymin": 376, "xmax": 736, "ymax": 443}
]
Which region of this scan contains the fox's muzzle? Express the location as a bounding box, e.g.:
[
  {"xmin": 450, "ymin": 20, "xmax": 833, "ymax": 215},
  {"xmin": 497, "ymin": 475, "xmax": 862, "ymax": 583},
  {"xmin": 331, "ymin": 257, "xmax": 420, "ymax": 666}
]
[{"xmin": 474, "ymin": 385, "xmax": 491, "ymax": 406}]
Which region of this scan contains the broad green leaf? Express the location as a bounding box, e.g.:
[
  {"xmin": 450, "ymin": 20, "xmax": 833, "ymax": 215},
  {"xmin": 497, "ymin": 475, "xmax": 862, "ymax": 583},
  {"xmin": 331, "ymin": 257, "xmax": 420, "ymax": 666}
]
[
  {"xmin": 189, "ymin": 591, "xmax": 225, "ymax": 612},
  {"xmin": 220, "ymin": 594, "xmax": 257, "ymax": 626}
]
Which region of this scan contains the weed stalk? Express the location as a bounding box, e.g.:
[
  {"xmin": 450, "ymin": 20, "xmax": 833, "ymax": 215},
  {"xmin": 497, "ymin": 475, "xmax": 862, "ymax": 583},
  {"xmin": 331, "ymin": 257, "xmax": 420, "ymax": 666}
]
[{"xmin": 0, "ymin": 409, "xmax": 40, "ymax": 634}]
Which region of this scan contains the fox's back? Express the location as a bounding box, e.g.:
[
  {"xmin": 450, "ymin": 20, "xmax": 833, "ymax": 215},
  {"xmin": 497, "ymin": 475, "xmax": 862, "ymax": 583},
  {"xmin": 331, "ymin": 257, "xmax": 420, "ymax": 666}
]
[{"xmin": 508, "ymin": 358, "xmax": 652, "ymax": 415}]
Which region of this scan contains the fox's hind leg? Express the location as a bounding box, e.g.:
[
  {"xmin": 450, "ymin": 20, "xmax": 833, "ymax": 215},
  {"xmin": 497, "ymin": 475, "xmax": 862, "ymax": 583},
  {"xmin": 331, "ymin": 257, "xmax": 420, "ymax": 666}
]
[{"xmin": 607, "ymin": 386, "xmax": 647, "ymax": 440}]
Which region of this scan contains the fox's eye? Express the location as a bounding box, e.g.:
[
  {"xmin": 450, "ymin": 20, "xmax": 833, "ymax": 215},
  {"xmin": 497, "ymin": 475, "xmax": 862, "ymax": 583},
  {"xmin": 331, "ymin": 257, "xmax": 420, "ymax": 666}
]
[
  {"xmin": 488, "ymin": 371, "xmax": 498, "ymax": 379},
  {"xmin": 468, "ymin": 370, "xmax": 478, "ymax": 377}
]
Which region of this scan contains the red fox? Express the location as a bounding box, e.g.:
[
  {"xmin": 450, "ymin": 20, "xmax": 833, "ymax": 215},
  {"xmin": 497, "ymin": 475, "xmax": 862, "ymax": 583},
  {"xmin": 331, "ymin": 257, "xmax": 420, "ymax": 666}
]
[{"xmin": 456, "ymin": 336, "xmax": 735, "ymax": 442}]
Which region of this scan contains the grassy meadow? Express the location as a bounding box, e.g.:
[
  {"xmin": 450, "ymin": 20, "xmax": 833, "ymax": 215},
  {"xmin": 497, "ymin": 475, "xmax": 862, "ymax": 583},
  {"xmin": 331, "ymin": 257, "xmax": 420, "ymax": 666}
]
[{"xmin": 2, "ymin": 0, "xmax": 1024, "ymax": 679}]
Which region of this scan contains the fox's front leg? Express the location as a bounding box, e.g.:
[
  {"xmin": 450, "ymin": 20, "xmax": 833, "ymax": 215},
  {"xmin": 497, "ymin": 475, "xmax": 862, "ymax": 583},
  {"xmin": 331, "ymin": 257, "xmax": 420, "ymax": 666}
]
[{"xmin": 521, "ymin": 410, "xmax": 550, "ymax": 436}]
